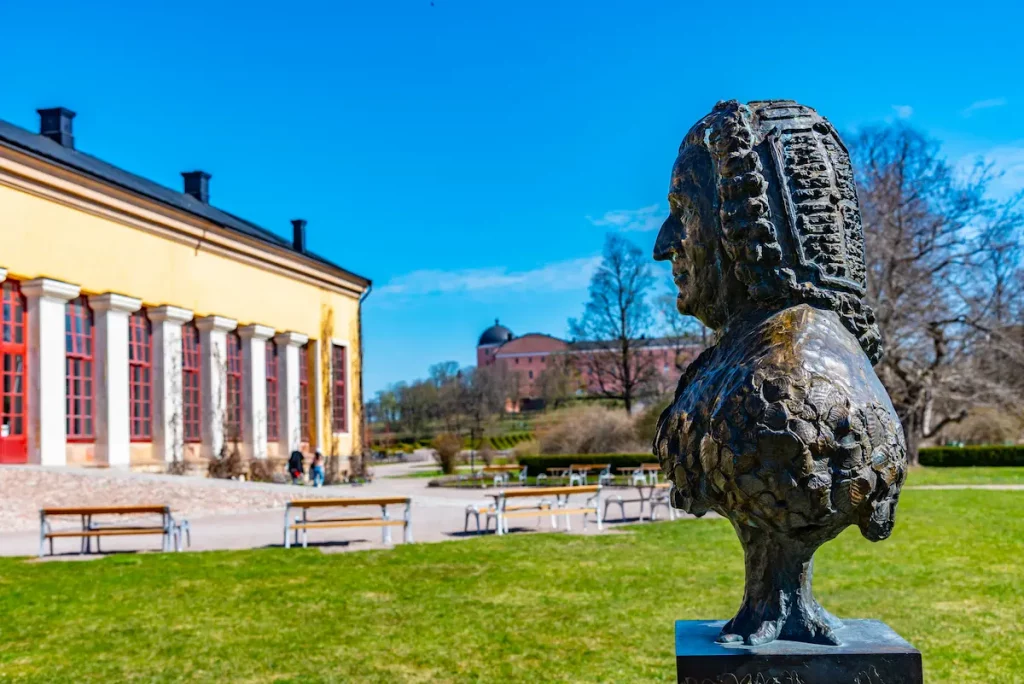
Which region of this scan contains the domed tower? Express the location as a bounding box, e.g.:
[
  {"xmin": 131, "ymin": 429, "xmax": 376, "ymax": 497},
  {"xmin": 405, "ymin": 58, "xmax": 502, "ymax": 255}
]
[{"xmin": 477, "ymin": 319, "xmax": 514, "ymax": 366}]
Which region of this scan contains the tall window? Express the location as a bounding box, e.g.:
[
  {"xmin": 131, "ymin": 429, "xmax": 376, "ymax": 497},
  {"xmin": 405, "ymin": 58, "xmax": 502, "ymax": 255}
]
[
  {"xmin": 182, "ymin": 324, "xmax": 201, "ymax": 443},
  {"xmin": 265, "ymin": 341, "xmax": 278, "ymax": 441},
  {"xmin": 331, "ymin": 344, "xmax": 347, "ymax": 432},
  {"xmin": 65, "ymin": 296, "xmax": 94, "ymax": 440},
  {"xmin": 299, "ymin": 344, "xmax": 310, "ymax": 443},
  {"xmin": 128, "ymin": 311, "xmax": 152, "ymax": 440},
  {"xmin": 0, "ymin": 281, "xmax": 28, "ymax": 463},
  {"xmin": 225, "ymin": 333, "xmax": 242, "ymax": 441}
]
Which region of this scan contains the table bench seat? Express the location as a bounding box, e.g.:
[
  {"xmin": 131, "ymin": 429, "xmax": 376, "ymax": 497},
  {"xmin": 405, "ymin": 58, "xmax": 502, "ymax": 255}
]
[
  {"xmin": 289, "ymin": 520, "xmax": 406, "ymax": 530},
  {"xmin": 45, "ymin": 527, "xmax": 167, "ymax": 538}
]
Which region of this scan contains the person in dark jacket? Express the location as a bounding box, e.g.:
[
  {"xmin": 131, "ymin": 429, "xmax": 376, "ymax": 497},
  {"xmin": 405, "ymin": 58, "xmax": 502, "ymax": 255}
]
[{"xmin": 288, "ymin": 450, "xmax": 305, "ymax": 485}]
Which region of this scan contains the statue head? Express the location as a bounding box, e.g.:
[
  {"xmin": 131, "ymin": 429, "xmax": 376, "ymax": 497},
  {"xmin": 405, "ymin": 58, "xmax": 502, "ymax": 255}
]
[{"xmin": 654, "ymin": 100, "xmax": 882, "ymax": 363}]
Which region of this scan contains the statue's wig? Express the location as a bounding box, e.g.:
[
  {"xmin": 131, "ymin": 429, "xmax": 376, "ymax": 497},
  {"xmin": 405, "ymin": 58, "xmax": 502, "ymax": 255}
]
[{"xmin": 689, "ymin": 99, "xmax": 882, "ymax": 364}]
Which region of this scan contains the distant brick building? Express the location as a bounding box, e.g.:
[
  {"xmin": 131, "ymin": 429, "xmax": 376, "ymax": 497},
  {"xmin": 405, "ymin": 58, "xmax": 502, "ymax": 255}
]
[{"xmin": 476, "ymin": 320, "xmax": 698, "ymax": 407}]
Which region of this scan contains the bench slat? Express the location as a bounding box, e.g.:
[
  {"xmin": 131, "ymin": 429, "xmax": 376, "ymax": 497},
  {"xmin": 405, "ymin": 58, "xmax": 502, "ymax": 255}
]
[
  {"xmin": 289, "ymin": 520, "xmax": 405, "ymax": 530},
  {"xmin": 45, "ymin": 528, "xmax": 166, "ymax": 538},
  {"xmin": 500, "ymin": 485, "xmax": 599, "ymax": 498},
  {"xmin": 501, "ymin": 507, "xmax": 595, "ymax": 519},
  {"xmin": 41, "ymin": 505, "xmax": 168, "ymax": 516},
  {"xmin": 288, "ymin": 497, "xmax": 409, "ymax": 508}
]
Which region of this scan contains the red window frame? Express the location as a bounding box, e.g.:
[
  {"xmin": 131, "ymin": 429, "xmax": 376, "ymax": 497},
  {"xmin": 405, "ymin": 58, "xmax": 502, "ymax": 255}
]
[
  {"xmin": 128, "ymin": 311, "xmax": 152, "ymax": 441},
  {"xmin": 331, "ymin": 343, "xmax": 347, "ymax": 432},
  {"xmin": 1, "ymin": 280, "xmax": 28, "ymax": 464},
  {"xmin": 265, "ymin": 340, "xmax": 278, "ymax": 441},
  {"xmin": 299, "ymin": 344, "xmax": 310, "ymax": 443},
  {"xmin": 225, "ymin": 333, "xmax": 243, "ymax": 441},
  {"xmin": 65, "ymin": 296, "xmax": 95, "ymax": 441},
  {"xmin": 182, "ymin": 323, "xmax": 202, "ymax": 443}
]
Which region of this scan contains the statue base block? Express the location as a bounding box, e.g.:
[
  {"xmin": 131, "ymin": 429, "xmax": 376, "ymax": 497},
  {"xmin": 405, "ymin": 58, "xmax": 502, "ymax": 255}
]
[{"xmin": 675, "ymin": 619, "xmax": 922, "ymax": 683}]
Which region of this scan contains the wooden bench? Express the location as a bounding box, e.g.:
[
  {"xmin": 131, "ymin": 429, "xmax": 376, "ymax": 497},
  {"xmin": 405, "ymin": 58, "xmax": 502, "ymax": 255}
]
[
  {"xmin": 490, "ymin": 485, "xmax": 602, "ymax": 535},
  {"xmin": 284, "ymin": 497, "xmax": 412, "ymax": 548},
  {"xmin": 39, "ymin": 505, "xmax": 183, "ymax": 557}
]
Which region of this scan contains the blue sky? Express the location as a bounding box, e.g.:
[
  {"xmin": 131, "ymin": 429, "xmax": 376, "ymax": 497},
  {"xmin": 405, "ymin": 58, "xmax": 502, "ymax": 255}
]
[{"xmin": 2, "ymin": 1, "xmax": 1022, "ymax": 395}]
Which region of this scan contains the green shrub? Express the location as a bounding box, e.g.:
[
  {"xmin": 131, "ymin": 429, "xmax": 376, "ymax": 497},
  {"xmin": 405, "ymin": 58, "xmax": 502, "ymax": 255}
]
[
  {"xmin": 919, "ymin": 445, "xmax": 1024, "ymax": 467},
  {"xmin": 517, "ymin": 453, "xmax": 655, "ymax": 473}
]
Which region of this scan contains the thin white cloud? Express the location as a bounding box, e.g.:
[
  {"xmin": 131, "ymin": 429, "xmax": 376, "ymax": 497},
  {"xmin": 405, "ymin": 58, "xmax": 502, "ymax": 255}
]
[
  {"xmin": 962, "ymin": 97, "xmax": 1008, "ymax": 117},
  {"xmin": 891, "ymin": 104, "xmax": 913, "ymax": 120},
  {"xmin": 956, "ymin": 144, "xmax": 1024, "ymax": 200},
  {"xmin": 587, "ymin": 203, "xmax": 663, "ymax": 232},
  {"xmin": 377, "ymin": 256, "xmax": 602, "ymax": 297}
]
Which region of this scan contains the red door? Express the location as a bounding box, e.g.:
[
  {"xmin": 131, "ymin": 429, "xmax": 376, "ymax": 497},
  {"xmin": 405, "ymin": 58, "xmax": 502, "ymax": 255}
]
[{"xmin": 0, "ymin": 280, "xmax": 28, "ymax": 463}]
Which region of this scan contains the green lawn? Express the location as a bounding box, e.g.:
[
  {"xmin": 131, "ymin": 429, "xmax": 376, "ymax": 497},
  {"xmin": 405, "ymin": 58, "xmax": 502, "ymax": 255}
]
[
  {"xmin": 906, "ymin": 466, "xmax": 1024, "ymax": 486},
  {"xmin": 0, "ymin": 490, "xmax": 1021, "ymax": 683}
]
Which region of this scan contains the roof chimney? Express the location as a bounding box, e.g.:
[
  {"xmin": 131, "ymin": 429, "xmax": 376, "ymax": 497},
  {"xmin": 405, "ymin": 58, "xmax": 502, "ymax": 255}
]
[
  {"xmin": 291, "ymin": 219, "xmax": 307, "ymax": 252},
  {"xmin": 181, "ymin": 171, "xmax": 211, "ymax": 204},
  {"xmin": 37, "ymin": 107, "xmax": 76, "ymax": 148}
]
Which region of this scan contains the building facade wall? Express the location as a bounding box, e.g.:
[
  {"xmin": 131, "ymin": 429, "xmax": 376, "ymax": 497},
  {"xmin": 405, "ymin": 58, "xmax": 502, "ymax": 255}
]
[{"xmin": 0, "ymin": 154, "xmax": 365, "ymax": 471}]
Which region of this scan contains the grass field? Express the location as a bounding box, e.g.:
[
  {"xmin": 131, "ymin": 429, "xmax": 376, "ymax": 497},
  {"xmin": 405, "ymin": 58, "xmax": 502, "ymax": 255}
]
[{"xmin": 0, "ymin": 489, "xmax": 1021, "ymax": 683}]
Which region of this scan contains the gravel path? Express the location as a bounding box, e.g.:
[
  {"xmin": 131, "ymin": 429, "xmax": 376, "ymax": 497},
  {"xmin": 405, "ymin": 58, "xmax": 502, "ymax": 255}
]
[{"xmin": 0, "ymin": 465, "xmax": 359, "ymax": 533}]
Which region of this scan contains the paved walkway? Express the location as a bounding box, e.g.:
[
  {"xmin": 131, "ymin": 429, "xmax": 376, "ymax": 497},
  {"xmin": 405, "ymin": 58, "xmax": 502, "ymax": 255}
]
[{"xmin": 0, "ymin": 463, "xmax": 651, "ymax": 558}]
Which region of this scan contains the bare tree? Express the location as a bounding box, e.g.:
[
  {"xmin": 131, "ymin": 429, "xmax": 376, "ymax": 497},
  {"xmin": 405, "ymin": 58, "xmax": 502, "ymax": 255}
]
[
  {"xmin": 570, "ymin": 234, "xmax": 658, "ymax": 413},
  {"xmin": 535, "ymin": 352, "xmax": 581, "ymax": 409},
  {"xmin": 851, "ymin": 124, "xmax": 1024, "ymax": 463}
]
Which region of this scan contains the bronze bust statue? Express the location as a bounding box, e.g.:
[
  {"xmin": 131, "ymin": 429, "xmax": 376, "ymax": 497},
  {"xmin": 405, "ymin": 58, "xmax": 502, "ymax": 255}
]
[{"xmin": 653, "ymin": 100, "xmax": 907, "ymax": 646}]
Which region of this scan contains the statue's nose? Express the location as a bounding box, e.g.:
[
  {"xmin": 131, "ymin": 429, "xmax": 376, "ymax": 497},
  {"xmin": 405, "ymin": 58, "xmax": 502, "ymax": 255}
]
[{"xmin": 654, "ymin": 212, "xmax": 683, "ymax": 261}]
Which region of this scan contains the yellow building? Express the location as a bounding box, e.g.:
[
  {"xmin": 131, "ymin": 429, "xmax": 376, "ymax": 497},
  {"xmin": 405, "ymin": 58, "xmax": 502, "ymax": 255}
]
[{"xmin": 0, "ymin": 107, "xmax": 370, "ymax": 473}]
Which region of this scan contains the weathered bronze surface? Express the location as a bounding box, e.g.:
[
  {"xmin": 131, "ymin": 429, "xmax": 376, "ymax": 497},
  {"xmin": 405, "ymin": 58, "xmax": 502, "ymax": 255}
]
[{"xmin": 653, "ymin": 100, "xmax": 907, "ymax": 646}]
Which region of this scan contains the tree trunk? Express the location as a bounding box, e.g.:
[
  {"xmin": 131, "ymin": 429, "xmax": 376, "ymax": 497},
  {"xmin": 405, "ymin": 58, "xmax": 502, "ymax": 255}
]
[
  {"xmin": 719, "ymin": 526, "xmax": 842, "ymax": 646},
  {"xmin": 901, "ymin": 409, "xmax": 921, "ymax": 467}
]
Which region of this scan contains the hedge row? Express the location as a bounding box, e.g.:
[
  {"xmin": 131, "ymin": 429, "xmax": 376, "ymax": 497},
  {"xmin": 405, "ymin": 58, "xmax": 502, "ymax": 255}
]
[
  {"xmin": 489, "ymin": 431, "xmax": 533, "ymax": 451},
  {"xmin": 919, "ymin": 445, "xmax": 1024, "ymax": 467},
  {"xmin": 517, "ymin": 453, "xmax": 655, "ymax": 472}
]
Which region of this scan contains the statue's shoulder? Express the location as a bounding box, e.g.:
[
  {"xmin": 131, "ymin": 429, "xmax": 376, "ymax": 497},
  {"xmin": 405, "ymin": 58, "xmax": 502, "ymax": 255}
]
[{"xmin": 743, "ymin": 304, "xmax": 892, "ymax": 411}]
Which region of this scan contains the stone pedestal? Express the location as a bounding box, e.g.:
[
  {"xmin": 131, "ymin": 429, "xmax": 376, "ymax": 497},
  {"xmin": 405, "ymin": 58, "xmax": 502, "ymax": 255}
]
[{"xmin": 675, "ymin": 619, "xmax": 922, "ymax": 684}]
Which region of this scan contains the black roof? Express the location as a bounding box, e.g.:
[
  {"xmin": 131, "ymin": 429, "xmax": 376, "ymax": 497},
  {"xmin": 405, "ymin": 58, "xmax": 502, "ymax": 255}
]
[
  {"xmin": 478, "ymin": 320, "xmax": 514, "ymax": 346},
  {"xmin": 0, "ymin": 117, "xmax": 370, "ymax": 288}
]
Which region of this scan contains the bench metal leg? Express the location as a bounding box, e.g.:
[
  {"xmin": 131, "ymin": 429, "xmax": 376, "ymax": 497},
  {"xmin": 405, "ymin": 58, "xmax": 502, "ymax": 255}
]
[
  {"xmin": 404, "ymin": 501, "xmax": 413, "ymax": 543},
  {"xmin": 382, "ymin": 506, "xmax": 392, "ymax": 545},
  {"xmin": 604, "ymin": 496, "xmax": 625, "ymax": 522},
  {"xmin": 283, "ymin": 506, "xmax": 292, "ymax": 549}
]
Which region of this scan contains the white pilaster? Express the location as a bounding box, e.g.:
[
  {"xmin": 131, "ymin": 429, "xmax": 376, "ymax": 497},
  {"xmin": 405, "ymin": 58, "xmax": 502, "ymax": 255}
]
[
  {"xmin": 274, "ymin": 331, "xmax": 309, "ymax": 455},
  {"xmin": 22, "ymin": 278, "xmax": 80, "ymax": 466},
  {"xmin": 238, "ymin": 324, "xmax": 274, "ymax": 460},
  {"xmin": 89, "ymin": 293, "xmax": 142, "ymax": 468},
  {"xmin": 195, "ymin": 315, "xmax": 237, "ymax": 460},
  {"xmin": 149, "ymin": 306, "xmax": 193, "ymax": 463}
]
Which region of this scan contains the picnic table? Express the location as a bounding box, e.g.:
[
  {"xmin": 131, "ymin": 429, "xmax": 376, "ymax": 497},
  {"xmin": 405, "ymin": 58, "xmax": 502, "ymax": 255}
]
[
  {"xmin": 39, "ymin": 505, "xmax": 187, "ymax": 557},
  {"xmin": 284, "ymin": 497, "xmax": 412, "ymax": 548},
  {"xmin": 489, "ymin": 485, "xmax": 602, "ymax": 535},
  {"xmin": 603, "ymin": 482, "xmax": 674, "ymax": 522},
  {"xmin": 481, "ymin": 464, "xmax": 527, "ymax": 486},
  {"xmin": 615, "ymin": 463, "xmax": 661, "ymax": 485}
]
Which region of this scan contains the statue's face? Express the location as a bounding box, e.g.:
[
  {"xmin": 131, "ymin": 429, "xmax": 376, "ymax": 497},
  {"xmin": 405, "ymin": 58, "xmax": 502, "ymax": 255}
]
[{"xmin": 653, "ymin": 139, "xmax": 726, "ymax": 329}]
